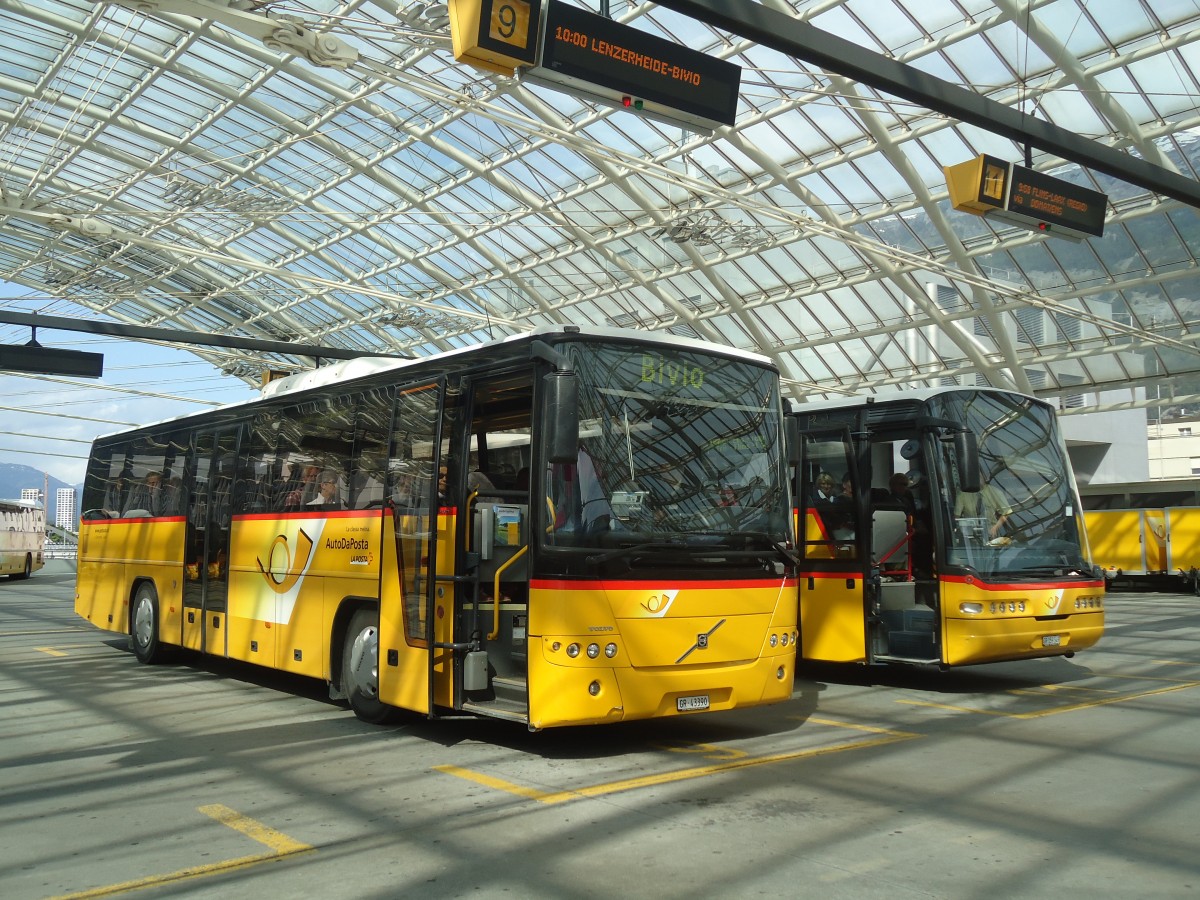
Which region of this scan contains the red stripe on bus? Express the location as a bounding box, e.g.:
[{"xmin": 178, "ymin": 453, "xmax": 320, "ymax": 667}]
[
  {"xmin": 939, "ymin": 573, "xmax": 1105, "ymax": 591},
  {"xmin": 531, "ymin": 578, "xmax": 796, "ymax": 591}
]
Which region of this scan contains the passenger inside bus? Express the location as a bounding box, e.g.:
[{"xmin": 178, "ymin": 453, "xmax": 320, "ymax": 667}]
[
  {"xmin": 307, "ymin": 470, "xmax": 345, "ymax": 510},
  {"xmin": 954, "ymin": 480, "xmax": 1011, "ymax": 542}
]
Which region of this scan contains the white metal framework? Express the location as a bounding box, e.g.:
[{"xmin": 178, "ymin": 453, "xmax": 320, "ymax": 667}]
[{"xmin": 0, "ymin": 0, "xmax": 1198, "ymax": 408}]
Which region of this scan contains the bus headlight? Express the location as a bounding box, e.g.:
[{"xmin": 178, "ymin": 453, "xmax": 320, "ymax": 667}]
[
  {"xmin": 604, "ymin": 643, "xmax": 618, "ymax": 658},
  {"xmin": 960, "ymin": 602, "xmax": 983, "ymax": 614},
  {"xmin": 769, "ymin": 633, "xmax": 778, "ymax": 647},
  {"xmin": 586, "ymin": 643, "xmax": 600, "ymax": 659},
  {"xmin": 566, "ymin": 643, "xmax": 580, "ymax": 658}
]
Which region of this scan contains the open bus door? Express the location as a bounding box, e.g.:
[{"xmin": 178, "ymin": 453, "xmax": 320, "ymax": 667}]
[
  {"xmin": 455, "ymin": 371, "xmax": 536, "ymax": 723},
  {"xmin": 374, "ymin": 383, "xmax": 444, "ymax": 718},
  {"xmin": 796, "ymin": 427, "xmax": 869, "ymax": 663}
]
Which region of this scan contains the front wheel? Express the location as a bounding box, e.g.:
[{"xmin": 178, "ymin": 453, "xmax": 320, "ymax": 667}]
[
  {"xmin": 130, "ymin": 583, "xmax": 170, "ymax": 664},
  {"xmin": 342, "ymin": 609, "xmax": 400, "ymax": 724}
]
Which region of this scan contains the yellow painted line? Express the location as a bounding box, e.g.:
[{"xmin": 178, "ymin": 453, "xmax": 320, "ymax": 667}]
[
  {"xmin": 35, "ymin": 646, "xmax": 69, "ymax": 657},
  {"xmin": 1008, "ymin": 684, "xmax": 1120, "ymax": 697},
  {"xmin": 434, "ymin": 765, "xmax": 561, "ymax": 802},
  {"xmin": 198, "ymin": 804, "xmax": 313, "ymax": 854},
  {"xmin": 436, "ymin": 719, "xmax": 920, "ymax": 805},
  {"xmin": 900, "ymin": 680, "xmax": 1200, "ymax": 719},
  {"xmin": 48, "ymin": 805, "xmax": 313, "ymax": 900}
]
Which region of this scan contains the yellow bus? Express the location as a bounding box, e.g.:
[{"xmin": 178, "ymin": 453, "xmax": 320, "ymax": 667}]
[
  {"xmin": 791, "ymin": 387, "xmax": 1104, "ymax": 668},
  {"xmin": 0, "ymin": 498, "xmax": 45, "ymax": 579},
  {"xmin": 76, "ymin": 327, "xmax": 798, "ymax": 728}
]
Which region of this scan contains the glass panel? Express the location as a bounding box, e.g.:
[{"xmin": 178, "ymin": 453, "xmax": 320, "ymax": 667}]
[
  {"xmin": 388, "ymin": 385, "xmax": 441, "ymax": 647},
  {"xmin": 543, "ymin": 342, "xmax": 789, "ymax": 558}
]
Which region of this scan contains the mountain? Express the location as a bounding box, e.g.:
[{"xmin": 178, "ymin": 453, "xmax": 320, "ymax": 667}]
[{"xmin": 0, "ymin": 462, "xmax": 82, "ymax": 525}]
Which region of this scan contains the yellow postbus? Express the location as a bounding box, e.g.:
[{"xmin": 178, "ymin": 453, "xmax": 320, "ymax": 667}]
[
  {"xmin": 791, "ymin": 387, "xmax": 1104, "ymax": 668},
  {"xmin": 0, "ymin": 498, "xmax": 45, "ymax": 579},
  {"xmin": 76, "ymin": 327, "xmax": 798, "ymax": 728}
]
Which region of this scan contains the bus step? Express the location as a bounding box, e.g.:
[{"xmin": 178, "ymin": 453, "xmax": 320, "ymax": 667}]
[
  {"xmin": 462, "ymin": 699, "xmax": 528, "ymax": 724},
  {"xmin": 491, "ymin": 675, "xmax": 528, "ymax": 705}
]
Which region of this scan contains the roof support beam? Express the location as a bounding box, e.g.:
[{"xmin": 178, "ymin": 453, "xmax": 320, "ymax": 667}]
[{"xmin": 654, "ymin": 0, "xmax": 1200, "ymax": 208}]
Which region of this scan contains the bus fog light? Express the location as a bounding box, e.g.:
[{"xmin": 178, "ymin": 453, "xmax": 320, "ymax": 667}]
[
  {"xmin": 588, "ymin": 680, "xmax": 601, "ymax": 696},
  {"xmin": 586, "ymin": 643, "xmax": 600, "ymax": 659},
  {"xmin": 777, "ymin": 666, "xmax": 785, "ymax": 680},
  {"xmin": 960, "ymin": 602, "xmax": 983, "ymax": 614},
  {"xmin": 604, "ymin": 643, "xmax": 617, "ymax": 658},
  {"xmin": 566, "ymin": 643, "xmax": 580, "ymax": 658}
]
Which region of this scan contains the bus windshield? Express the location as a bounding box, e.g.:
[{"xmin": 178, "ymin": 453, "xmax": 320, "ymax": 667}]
[
  {"xmin": 930, "ymin": 391, "xmax": 1089, "ymax": 579},
  {"xmin": 544, "ymin": 342, "xmax": 788, "ymax": 556}
]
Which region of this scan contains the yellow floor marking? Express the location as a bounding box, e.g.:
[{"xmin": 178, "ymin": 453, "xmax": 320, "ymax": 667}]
[
  {"xmin": 1009, "ymin": 683, "xmax": 1120, "ymax": 697},
  {"xmin": 34, "ymin": 646, "xmax": 69, "ymax": 657},
  {"xmin": 436, "ymin": 720, "xmax": 920, "ymax": 805},
  {"xmin": 900, "ymin": 680, "xmax": 1200, "ymax": 719},
  {"xmin": 47, "ymin": 805, "xmax": 313, "ymax": 899}
]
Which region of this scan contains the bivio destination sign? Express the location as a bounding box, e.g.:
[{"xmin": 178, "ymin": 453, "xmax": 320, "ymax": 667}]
[
  {"xmin": 450, "ymin": 0, "xmax": 740, "ymax": 132},
  {"xmin": 531, "ymin": 0, "xmax": 740, "ymax": 131}
]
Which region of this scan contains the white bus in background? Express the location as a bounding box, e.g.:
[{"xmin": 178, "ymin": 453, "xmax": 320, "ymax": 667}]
[{"xmin": 0, "ymin": 498, "xmax": 46, "ymax": 579}]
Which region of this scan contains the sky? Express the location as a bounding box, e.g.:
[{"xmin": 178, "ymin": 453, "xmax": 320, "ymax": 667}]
[{"xmin": 1, "ymin": 288, "xmax": 260, "ymax": 486}]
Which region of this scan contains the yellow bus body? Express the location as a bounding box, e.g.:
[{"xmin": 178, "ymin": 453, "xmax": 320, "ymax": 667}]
[
  {"xmin": 939, "ymin": 575, "xmax": 1105, "ymax": 666},
  {"xmin": 77, "ymin": 507, "xmax": 796, "ymax": 728}
]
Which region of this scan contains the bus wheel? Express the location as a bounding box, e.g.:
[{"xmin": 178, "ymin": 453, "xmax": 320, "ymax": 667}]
[
  {"xmin": 342, "ymin": 609, "xmax": 399, "ymax": 724},
  {"xmin": 15, "ymin": 554, "xmax": 32, "ymax": 580},
  {"xmin": 130, "ymin": 583, "xmax": 167, "ymax": 664}
]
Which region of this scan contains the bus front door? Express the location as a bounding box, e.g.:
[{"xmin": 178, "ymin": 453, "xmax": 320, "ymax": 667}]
[
  {"xmin": 457, "ymin": 372, "xmax": 534, "ymax": 723},
  {"xmin": 182, "ymin": 426, "xmax": 240, "ymax": 656}
]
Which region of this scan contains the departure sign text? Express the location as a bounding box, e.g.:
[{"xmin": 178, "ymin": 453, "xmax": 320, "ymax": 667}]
[{"xmin": 537, "ymin": 0, "xmax": 739, "ymax": 129}]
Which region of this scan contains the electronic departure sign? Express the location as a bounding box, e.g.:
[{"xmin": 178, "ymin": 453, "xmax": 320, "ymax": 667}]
[
  {"xmin": 945, "ymin": 154, "xmax": 1107, "ymax": 241},
  {"xmin": 527, "ymin": 0, "xmax": 740, "ymax": 133},
  {"xmin": 449, "ymin": 0, "xmax": 544, "ymax": 76}
]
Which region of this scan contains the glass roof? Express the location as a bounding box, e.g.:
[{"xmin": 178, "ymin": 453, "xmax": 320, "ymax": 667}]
[{"xmin": 1, "ymin": 0, "xmax": 1199, "ymax": 410}]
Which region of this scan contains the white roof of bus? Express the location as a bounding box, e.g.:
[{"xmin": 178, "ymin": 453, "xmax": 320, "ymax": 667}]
[{"xmin": 94, "ymin": 326, "xmax": 775, "ymax": 441}]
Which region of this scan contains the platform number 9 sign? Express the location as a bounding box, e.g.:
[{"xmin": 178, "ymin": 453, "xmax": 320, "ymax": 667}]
[{"xmin": 489, "ymin": 0, "xmax": 531, "ymax": 49}]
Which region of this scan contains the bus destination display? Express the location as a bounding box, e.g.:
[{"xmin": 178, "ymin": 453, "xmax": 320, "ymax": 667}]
[
  {"xmin": 535, "ymin": 0, "xmax": 740, "ymax": 130},
  {"xmin": 1006, "ymin": 164, "xmax": 1106, "ymax": 239}
]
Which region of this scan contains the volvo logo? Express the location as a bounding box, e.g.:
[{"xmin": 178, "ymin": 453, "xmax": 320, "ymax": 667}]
[{"xmin": 677, "ymin": 619, "xmax": 726, "ymax": 663}]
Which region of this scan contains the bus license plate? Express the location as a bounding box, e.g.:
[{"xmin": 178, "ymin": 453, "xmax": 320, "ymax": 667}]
[
  {"xmin": 1042, "ymin": 634, "xmax": 1062, "ymax": 647},
  {"xmin": 677, "ymin": 694, "xmax": 710, "ymax": 712}
]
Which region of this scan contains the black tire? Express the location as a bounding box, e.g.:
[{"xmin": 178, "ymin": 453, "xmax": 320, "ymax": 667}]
[
  {"xmin": 342, "ymin": 609, "xmax": 400, "ymax": 724},
  {"xmin": 130, "ymin": 583, "xmax": 168, "ymax": 664},
  {"xmin": 12, "ymin": 554, "xmax": 32, "ymax": 580}
]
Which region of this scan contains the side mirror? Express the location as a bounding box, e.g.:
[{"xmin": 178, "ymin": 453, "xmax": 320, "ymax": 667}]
[
  {"xmin": 954, "ymin": 430, "xmax": 981, "ymax": 492},
  {"xmin": 543, "ymin": 371, "xmax": 579, "ymax": 464}
]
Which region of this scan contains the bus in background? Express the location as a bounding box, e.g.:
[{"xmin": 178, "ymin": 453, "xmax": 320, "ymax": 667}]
[
  {"xmin": 0, "ymin": 498, "xmax": 45, "ymax": 580},
  {"xmin": 1080, "ymin": 478, "xmax": 1200, "ymax": 593},
  {"xmin": 791, "ymin": 387, "xmax": 1104, "ymax": 668},
  {"xmin": 76, "ymin": 326, "xmax": 797, "ymax": 729}
]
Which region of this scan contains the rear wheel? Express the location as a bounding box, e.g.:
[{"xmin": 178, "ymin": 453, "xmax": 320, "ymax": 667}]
[
  {"xmin": 130, "ymin": 583, "xmax": 168, "ymax": 664},
  {"xmin": 342, "ymin": 609, "xmax": 400, "ymax": 724},
  {"xmin": 13, "ymin": 554, "xmax": 32, "ymax": 580}
]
